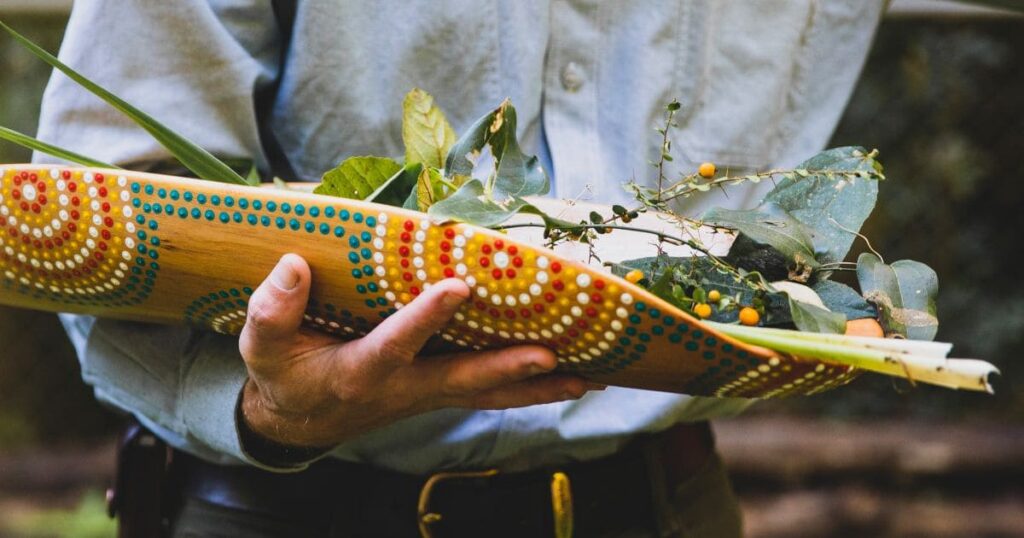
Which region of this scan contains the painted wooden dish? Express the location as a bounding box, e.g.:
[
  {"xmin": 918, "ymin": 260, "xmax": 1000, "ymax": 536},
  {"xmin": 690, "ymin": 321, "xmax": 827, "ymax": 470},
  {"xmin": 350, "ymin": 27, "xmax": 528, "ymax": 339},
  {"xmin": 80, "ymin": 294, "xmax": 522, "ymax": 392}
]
[{"xmin": 0, "ymin": 164, "xmax": 859, "ymax": 397}]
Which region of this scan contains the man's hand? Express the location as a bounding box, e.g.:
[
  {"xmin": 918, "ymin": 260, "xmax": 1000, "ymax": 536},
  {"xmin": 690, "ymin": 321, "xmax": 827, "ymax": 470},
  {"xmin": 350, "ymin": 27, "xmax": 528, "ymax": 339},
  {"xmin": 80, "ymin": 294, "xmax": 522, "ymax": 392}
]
[{"xmin": 239, "ymin": 254, "xmax": 594, "ymax": 448}]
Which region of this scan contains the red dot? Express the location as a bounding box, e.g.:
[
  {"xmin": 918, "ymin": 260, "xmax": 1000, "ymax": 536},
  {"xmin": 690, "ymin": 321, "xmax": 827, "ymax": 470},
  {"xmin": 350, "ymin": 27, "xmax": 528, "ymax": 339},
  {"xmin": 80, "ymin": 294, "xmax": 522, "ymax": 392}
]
[
  {"xmin": 36, "ymin": 182, "xmax": 46, "ymax": 193},
  {"xmin": 6, "ymin": 228, "xmax": 16, "ymax": 237},
  {"xmin": 585, "ymin": 307, "xmax": 598, "ymax": 317},
  {"xmin": 72, "ymin": 269, "xmax": 81, "ymax": 277},
  {"xmin": 103, "ymin": 217, "xmax": 114, "ymax": 228},
  {"xmin": 552, "ymin": 280, "xmax": 564, "ymax": 291},
  {"xmin": 576, "ymin": 320, "xmax": 589, "ymax": 329},
  {"xmin": 410, "ymin": 286, "xmax": 421, "ymax": 296},
  {"xmin": 67, "ymin": 223, "xmax": 77, "ymax": 232},
  {"xmin": 94, "ymin": 173, "xmax": 104, "ymax": 184},
  {"xmin": 533, "ymin": 303, "xmax": 544, "ymax": 313},
  {"xmin": 520, "ymin": 308, "xmax": 531, "ymax": 318},
  {"xmin": 11, "ymin": 189, "xmax": 20, "ymax": 200},
  {"xmin": 13, "ymin": 176, "xmax": 22, "ymax": 186},
  {"xmin": 551, "ymin": 262, "xmax": 562, "ymax": 273},
  {"xmin": 590, "ymin": 293, "xmax": 603, "ymax": 303},
  {"xmin": 55, "ymin": 238, "xmax": 63, "ymax": 246},
  {"xmin": 400, "ymin": 232, "xmax": 411, "ymax": 243},
  {"xmin": 98, "ymin": 242, "xmax": 108, "ymax": 251},
  {"xmin": 18, "ymin": 171, "xmax": 28, "ymax": 180},
  {"xmin": 440, "ymin": 241, "xmax": 451, "ymax": 252},
  {"xmin": 481, "ymin": 244, "xmax": 492, "ymax": 255},
  {"xmin": 512, "ymin": 257, "xmax": 523, "ymax": 268},
  {"xmin": 71, "ymin": 196, "xmax": 80, "ymax": 206},
  {"xmin": 560, "ymin": 337, "xmax": 572, "ymax": 345},
  {"xmin": 488, "ymin": 308, "xmax": 500, "ymax": 318},
  {"xmin": 507, "ymin": 245, "xmax": 518, "ymax": 256},
  {"xmin": 101, "ymin": 202, "xmax": 111, "ymax": 213},
  {"xmin": 402, "ymin": 272, "xmax": 413, "ymax": 282},
  {"xmin": 67, "ymin": 182, "xmax": 77, "ymax": 192},
  {"xmin": 568, "ymin": 329, "xmax": 579, "ymax": 338},
  {"xmin": 31, "ymin": 204, "xmax": 41, "ymax": 213},
  {"xmin": 21, "ymin": 235, "xmax": 29, "ymax": 244},
  {"xmin": 19, "ymin": 202, "xmax": 28, "ymax": 212},
  {"xmin": 98, "ymin": 187, "xmax": 108, "ymax": 198},
  {"xmin": 398, "ymin": 246, "xmax": 410, "ymax": 257},
  {"xmin": 444, "ymin": 228, "xmax": 455, "ymax": 239},
  {"xmin": 37, "ymin": 195, "xmax": 47, "ymax": 205},
  {"xmin": 61, "ymin": 170, "xmax": 70, "ymax": 180},
  {"xmin": 93, "ymin": 251, "xmax": 103, "ymax": 261},
  {"xmin": 494, "ymin": 239, "xmax": 504, "ymax": 250},
  {"xmin": 61, "ymin": 230, "xmax": 70, "ymax": 240},
  {"xmin": 403, "ymin": 220, "xmax": 415, "ymax": 231},
  {"xmin": 44, "ymin": 240, "xmax": 54, "ymax": 250},
  {"xmin": 33, "ymin": 240, "xmax": 42, "ymax": 249},
  {"xmin": 400, "ymin": 259, "xmax": 410, "ymax": 268},
  {"xmin": 544, "ymin": 292, "xmax": 556, "ymax": 303},
  {"xmin": 491, "ymin": 268, "xmax": 503, "ymax": 280},
  {"xmin": 29, "ymin": 173, "xmax": 37, "ymax": 181},
  {"xmin": 479, "ymin": 257, "xmax": 490, "ymax": 267},
  {"xmin": 594, "ymin": 280, "xmax": 606, "ymax": 290},
  {"xmin": 70, "ymin": 210, "xmax": 80, "ymax": 221},
  {"xmin": 475, "ymin": 301, "xmax": 487, "ymax": 310},
  {"xmin": 505, "ymin": 269, "xmax": 516, "ymax": 278},
  {"xmin": 443, "ymin": 267, "xmax": 455, "ymax": 278}
]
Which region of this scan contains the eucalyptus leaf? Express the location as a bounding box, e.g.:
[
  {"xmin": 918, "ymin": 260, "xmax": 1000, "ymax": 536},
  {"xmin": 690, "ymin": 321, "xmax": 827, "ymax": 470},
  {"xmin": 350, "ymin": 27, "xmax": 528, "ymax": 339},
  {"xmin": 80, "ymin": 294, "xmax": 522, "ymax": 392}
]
[
  {"xmin": 0, "ymin": 20, "xmax": 247, "ymax": 185},
  {"xmin": 371, "ymin": 163, "xmax": 423, "ymax": 208},
  {"xmin": 415, "ymin": 167, "xmax": 446, "ymax": 212},
  {"xmin": 702, "ymin": 203, "xmax": 819, "ymax": 270},
  {"xmin": 0, "ymin": 125, "xmax": 119, "ymax": 169},
  {"xmin": 402, "ymin": 88, "xmax": 456, "ymax": 169},
  {"xmin": 315, "ymin": 156, "xmax": 403, "ymax": 201},
  {"xmin": 812, "ymin": 280, "xmax": 877, "ymax": 320},
  {"xmin": 856, "ymin": 253, "xmax": 939, "ymax": 340},
  {"xmin": 427, "ymin": 179, "xmax": 531, "ymax": 227},
  {"xmin": 763, "ymin": 146, "xmax": 881, "ymax": 264},
  {"xmin": 785, "ymin": 293, "xmax": 847, "ymax": 334}
]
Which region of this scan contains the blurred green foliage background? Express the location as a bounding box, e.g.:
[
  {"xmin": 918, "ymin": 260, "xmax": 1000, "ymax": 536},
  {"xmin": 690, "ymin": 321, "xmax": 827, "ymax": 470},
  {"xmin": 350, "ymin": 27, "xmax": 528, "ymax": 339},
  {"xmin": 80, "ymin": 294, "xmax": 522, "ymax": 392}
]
[{"xmin": 0, "ymin": 14, "xmax": 1021, "ymax": 449}]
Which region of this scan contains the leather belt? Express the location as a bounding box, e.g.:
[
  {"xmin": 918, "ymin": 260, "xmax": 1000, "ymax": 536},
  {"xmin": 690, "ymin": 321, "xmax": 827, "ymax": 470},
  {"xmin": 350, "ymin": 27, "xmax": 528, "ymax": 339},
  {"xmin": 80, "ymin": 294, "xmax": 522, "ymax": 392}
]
[{"xmin": 169, "ymin": 421, "xmax": 715, "ymax": 537}]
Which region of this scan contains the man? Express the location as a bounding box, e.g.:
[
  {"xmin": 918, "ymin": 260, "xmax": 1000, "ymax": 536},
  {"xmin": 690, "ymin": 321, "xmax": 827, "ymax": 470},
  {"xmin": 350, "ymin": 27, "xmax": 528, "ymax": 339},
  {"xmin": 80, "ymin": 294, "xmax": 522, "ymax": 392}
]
[{"xmin": 36, "ymin": 1, "xmax": 886, "ymax": 536}]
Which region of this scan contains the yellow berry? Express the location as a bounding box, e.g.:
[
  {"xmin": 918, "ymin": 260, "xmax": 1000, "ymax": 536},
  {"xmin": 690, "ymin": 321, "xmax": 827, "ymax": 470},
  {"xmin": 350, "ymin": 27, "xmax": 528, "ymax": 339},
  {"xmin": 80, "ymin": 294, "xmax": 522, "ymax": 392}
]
[
  {"xmin": 708, "ymin": 290, "xmax": 721, "ymax": 303},
  {"xmin": 625, "ymin": 269, "xmax": 644, "ymax": 284},
  {"xmin": 693, "ymin": 303, "xmax": 712, "ymax": 319},
  {"xmin": 698, "ymin": 162, "xmax": 716, "ymax": 178},
  {"xmin": 739, "ymin": 307, "xmax": 760, "ymax": 326}
]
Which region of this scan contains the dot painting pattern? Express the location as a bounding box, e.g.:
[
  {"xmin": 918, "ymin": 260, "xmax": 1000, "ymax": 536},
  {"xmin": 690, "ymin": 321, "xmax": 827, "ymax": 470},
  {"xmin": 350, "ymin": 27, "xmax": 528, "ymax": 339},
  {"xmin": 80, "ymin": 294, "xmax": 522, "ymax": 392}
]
[
  {"xmin": 0, "ymin": 166, "xmax": 860, "ymax": 398},
  {"xmin": 0, "ymin": 168, "xmax": 160, "ymax": 307}
]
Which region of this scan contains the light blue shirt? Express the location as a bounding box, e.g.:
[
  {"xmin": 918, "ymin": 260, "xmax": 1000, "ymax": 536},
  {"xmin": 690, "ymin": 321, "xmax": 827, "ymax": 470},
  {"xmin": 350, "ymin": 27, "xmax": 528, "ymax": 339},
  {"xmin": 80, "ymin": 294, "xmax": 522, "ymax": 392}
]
[{"xmin": 36, "ymin": 0, "xmax": 884, "ymax": 472}]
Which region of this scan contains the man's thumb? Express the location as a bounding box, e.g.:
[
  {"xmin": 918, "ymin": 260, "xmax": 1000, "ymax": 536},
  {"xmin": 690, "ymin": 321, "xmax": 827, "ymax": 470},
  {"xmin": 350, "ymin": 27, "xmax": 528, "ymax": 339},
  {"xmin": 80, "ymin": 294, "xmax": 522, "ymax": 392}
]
[{"xmin": 240, "ymin": 254, "xmax": 311, "ymax": 360}]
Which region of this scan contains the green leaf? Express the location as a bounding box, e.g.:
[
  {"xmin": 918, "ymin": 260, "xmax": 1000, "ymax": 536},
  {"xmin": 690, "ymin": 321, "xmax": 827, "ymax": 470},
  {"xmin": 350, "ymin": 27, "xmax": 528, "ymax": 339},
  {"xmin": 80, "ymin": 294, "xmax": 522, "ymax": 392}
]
[
  {"xmin": 786, "ymin": 293, "xmax": 847, "ymax": 334},
  {"xmin": 812, "ymin": 280, "xmax": 877, "ymax": 320},
  {"xmin": 702, "ymin": 203, "xmax": 820, "ymax": 270},
  {"xmin": 427, "ymin": 179, "xmax": 531, "ymax": 227},
  {"xmin": 402, "ymin": 88, "xmax": 457, "ymax": 170},
  {"xmin": 415, "ymin": 166, "xmax": 445, "ymax": 212},
  {"xmin": 856, "ymin": 253, "xmax": 939, "ymax": 340},
  {"xmin": 371, "ymin": 163, "xmax": 423, "ymax": 208},
  {"xmin": 0, "ymin": 20, "xmax": 247, "ymax": 185},
  {"xmin": 0, "ymin": 125, "xmax": 119, "ymax": 169},
  {"xmin": 444, "ymin": 99, "xmax": 549, "ymax": 200},
  {"xmin": 314, "ymin": 156, "xmax": 403, "ymax": 201},
  {"xmin": 763, "ymin": 146, "xmax": 881, "ymax": 264}
]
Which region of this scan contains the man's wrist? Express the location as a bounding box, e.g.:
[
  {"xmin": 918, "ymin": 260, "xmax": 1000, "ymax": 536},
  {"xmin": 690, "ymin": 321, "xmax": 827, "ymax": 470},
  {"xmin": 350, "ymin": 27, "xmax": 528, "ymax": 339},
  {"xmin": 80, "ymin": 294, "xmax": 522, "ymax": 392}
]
[{"xmin": 237, "ymin": 379, "xmax": 334, "ymax": 467}]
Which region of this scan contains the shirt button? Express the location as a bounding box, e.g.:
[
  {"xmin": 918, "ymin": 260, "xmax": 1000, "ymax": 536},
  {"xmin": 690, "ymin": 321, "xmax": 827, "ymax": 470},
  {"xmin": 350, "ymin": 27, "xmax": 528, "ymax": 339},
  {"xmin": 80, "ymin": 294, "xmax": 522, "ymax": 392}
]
[{"xmin": 561, "ymin": 62, "xmax": 584, "ymax": 92}]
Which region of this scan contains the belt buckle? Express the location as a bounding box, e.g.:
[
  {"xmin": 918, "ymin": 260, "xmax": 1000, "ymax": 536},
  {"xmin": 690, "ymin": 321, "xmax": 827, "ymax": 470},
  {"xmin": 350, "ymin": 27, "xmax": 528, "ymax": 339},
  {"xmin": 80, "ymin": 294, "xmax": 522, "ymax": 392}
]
[{"xmin": 416, "ymin": 469, "xmax": 574, "ymax": 538}]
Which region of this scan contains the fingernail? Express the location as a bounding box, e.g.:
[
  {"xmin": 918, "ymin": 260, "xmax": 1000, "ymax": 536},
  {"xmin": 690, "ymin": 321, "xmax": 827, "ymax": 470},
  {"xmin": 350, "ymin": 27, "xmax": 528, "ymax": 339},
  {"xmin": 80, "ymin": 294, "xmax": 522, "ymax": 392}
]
[
  {"xmin": 270, "ymin": 257, "xmax": 299, "ymax": 291},
  {"xmin": 528, "ymin": 364, "xmax": 549, "ymax": 376},
  {"xmin": 585, "ymin": 382, "xmax": 608, "ymax": 391},
  {"xmin": 441, "ymin": 291, "xmax": 465, "ymax": 309}
]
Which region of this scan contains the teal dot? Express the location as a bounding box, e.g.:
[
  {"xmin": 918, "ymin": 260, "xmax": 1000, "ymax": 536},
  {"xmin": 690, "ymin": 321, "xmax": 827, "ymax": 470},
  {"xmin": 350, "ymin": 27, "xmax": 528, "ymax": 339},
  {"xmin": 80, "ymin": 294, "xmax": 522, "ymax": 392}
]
[
  {"xmin": 339, "ymin": 209, "xmax": 350, "ymax": 221},
  {"xmin": 376, "ymin": 297, "xmax": 387, "ymax": 306},
  {"xmin": 281, "ymin": 203, "xmax": 291, "ymax": 214},
  {"xmin": 652, "ymin": 325, "xmax": 664, "ymax": 335},
  {"xmin": 304, "ymin": 221, "xmax": 314, "ymax": 233},
  {"xmin": 362, "ymin": 265, "xmax": 373, "ymax": 276},
  {"xmin": 638, "ymin": 333, "xmax": 651, "ymax": 342},
  {"xmin": 663, "ymin": 316, "xmax": 675, "ymax": 326},
  {"xmin": 191, "ymin": 208, "xmax": 201, "ymax": 219},
  {"xmin": 619, "ymin": 337, "xmax": 631, "ymax": 346},
  {"xmin": 703, "ymin": 351, "xmax": 716, "ymax": 361},
  {"xmin": 197, "ymin": 194, "xmax": 207, "ymax": 204},
  {"xmin": 178, "ymin": 208, "xmax": 188, "ymax": 218},
  {"xmin": 351, "ymin": 269, "xmax": 362, "ymax": 278},
  {"xmin": 238, "ymin": 199, "xmax": 248, "ymax": 209},
  {"xmin": 204, "ymin": 210, "xmax": 215, "ymax": 221},
  {"xmin": 266, "ymin": 201, "xmax": 277, "ymax": 212},
  {"xmin": 132, "ymin": 198, "xmax": 141, "ymax": 208},
  {"xmin": 294, "ymin": 204, "xmax": 305, "ymax": 216},
  {"xmin": 211, "ymin": 195, "xmax": 221, "ymax": 206},
  {"xmin": 308, "ymin": 206, "xmax": 319, "ymax": 217},
  {"xmin": 148, "ymin": 220, "xmax": 158, "ymax": 230},
  {"xmin": 635, "ymin": 302, "xmax": 646, "ymax": 311},
  {"xmin": 252, "ymin": 200, "xmax": 262, "ymax": 210},
  {"xmin": 131, "ymin": 183, "xmax": 141, "ymax": 193},
  {"xmin": 164, "ymin": 204, "xmax": 173, "ymax": 213},
  {"xmin": 360, "ymin": 231, "xmax": 371, "ymax": 242},
  {"xmin": 157, "ymin": 188, "xmax": 166, "ymax": 199},
  {"xmin": 137, "ymin": 245, "xmax": 148, "ymax": 254},
  {"xmin": 364, "ymin": 299, "xmax": 375, "ymax": 308},
  {"xmin": 360, "ymin": 248, "xmax": 371, "ymax": 260},
  {"xmin": 348, "ymin": 236, "xmax": 359, "ymax": 248},
  {"xmin": 143, "ymin": 203, "xmax": 153, "ymax": 212},
  {"xmin": 692, "ymin": 330, "xmax": 704, "ymax": 339},
  {"xmin": 648, "ymin": 308, "xmax": 660, "ymax": 318},
  {"xmin": 722, "ymin": 343, "xmax": 734, "ymax": 353},
  {"xmin": 151, "ymin": 204, "xmax": 162, "ymax": 215},
  {"xmin": 366, "ymin": 216, "xmax": 377, "ymax": 227},
  {"xmin": 184, "ymin": 192, "xmax": 193, "ymax": 202},
  {"xmin": 356, "ymin": 285, "xmax": 367, "ymax": 294},
  {"xmin": 224, "ymin": 196, "xmax": 234, "ymax": 207},
  {"xmin": 150, "ymin": 237, "xmax": 160, "ymax": 246},
  {"xmin": 669, "ymin": 333, "xmax": 682, "ymax": 343},
  {"xmin": 261, "ymin": 216, "xmax": 270, "ymax": 226},
  {"xmin": 144, "ymin": 185, "xmax": 154, "ymax": 195},
  {"xmin": 353, "ymin": 213, "xmax": 363, "ymax": 223},
  {"xmin": 704, "ymin": 337, "xmax": 717, "ymax": 347},
  {"xmin": 625, "ymin": 327, "xmax": 637, "ymax": 336},
  {"xmin": 170, "ymin": 190, "xmax": 180, "ymax": 201},
  {"xmin": 737, "ymin": 350, "xmax": 749, "ymax": 359},
  {"xmin": 148, "ymin": 250, "xmax": 159, "ymax": 259},
  {"xmin": 720, "ymin": 359, "xmax": 732, "ymax": 367},
  {"xmin": 319, "ymin": 223, "xmax": 330, "ymax": 235},
  {"xmin": 275, "ymin": 217, "xmax": 286, "ymax": 229},
  {"xmin": 628, "ymin": 314, "xmax": 641, "ymax": 324},
  {"xmin": 334, "ymin": 226, "xmax": 345, "ymax": 237},
  {"xmin": 137, "ymin": 230, "xmax": 147, "ymax": 240},
  {"xmin": 676, "ymin": 324, "xmax": 688, "ymax": 333},
  {"xmin": 324, "ymin": 207, "xmax": 336, "ymax": 218},
  {"xmin": 684, "ymin": 341, "xmax": 699, "ymax": 352},
  {"xmin": 367, "ymin": 282, "xmax": 379, "ymax": 292},
  {"xmin": 348, "ymin": 252, "xmax": 359, "ymax": 264},
  {"xmin": 232, "ymin": 212, "xmax": 242, "ymax": 223},
  {"xmin": 247, "ymin": 214, "xmax": 258, "ymax": 225},
  {"xmin": 288, "ymin": 219, "xmax": 300, "ymax": 230},
  {"xmin": 243, "ymin": 287, "xmax": 253, "ymax": 295}
]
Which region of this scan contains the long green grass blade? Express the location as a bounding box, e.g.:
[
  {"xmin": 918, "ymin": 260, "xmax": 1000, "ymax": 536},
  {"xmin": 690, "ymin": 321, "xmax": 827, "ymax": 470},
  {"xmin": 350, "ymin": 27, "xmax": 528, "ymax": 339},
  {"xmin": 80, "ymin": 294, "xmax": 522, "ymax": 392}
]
[
  {"xmin": 0, "ymin": 125, "xmax": 119, "ymax": 169},
  {"xmin": 0, "ymin": 20, "xmax": 247, "ymax": 185}
]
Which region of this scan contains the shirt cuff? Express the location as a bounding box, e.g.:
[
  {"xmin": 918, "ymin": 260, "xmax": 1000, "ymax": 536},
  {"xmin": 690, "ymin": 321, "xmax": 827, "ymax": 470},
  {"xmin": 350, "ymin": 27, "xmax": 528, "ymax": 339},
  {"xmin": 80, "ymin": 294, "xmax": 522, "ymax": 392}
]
[{"xmin": 179, "ymin": 332, "xmax": 329, "ymax": 472}]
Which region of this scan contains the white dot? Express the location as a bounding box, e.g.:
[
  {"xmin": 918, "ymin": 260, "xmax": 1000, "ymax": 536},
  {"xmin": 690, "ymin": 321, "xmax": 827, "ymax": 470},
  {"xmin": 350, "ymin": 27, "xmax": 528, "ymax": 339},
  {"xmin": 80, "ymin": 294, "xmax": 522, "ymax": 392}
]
[
  {"xmin": 420, "ymin": 220, "xmax": 430, "ymax": 230},
  {"xmin": 379, "ymin": 279, "xmax": 389, "ymax": 289},
  {"xmin": 453, "ymin": 235, "xmax": 466, "ymax": 247},
  {"xmin": 604, "ymin": 331, "xmax": 616, "ymax": 341},
  {"xmin": 412, "ymin": 243, "xmax": 423, "ymax": 255},
  {"xmin": 385, "ymin": 291, "xmax": 396, "ymax": 301},
  {"xmin": 561, "ymin": 315, "xmax": 572, "ymax": 325},
  {"xmin": 118, "ymin": 176, "xmax": 127, "ymax": 187},
  {"xmin": 498, "ymin": 330, "xmax": 511, "ymax": 339},
  {"xmin": 505, "ymin": 295, "xmax": 517, "ymax": 307},
  {"xmin": 541, "ymin": 329, "xmax": 553, "ymax": 338},
  {"xmin": 570, "ymin": 306, "xmax": 582, "ymax": 317},
  {"xmin": 552, "ymin": 324, "xmax": 564, "ymax": 334},
  {"xmin": 465, "ymin": 276, "xmax": 477, "ymax": 287},
  {"xmin": 126, "ymin": 222, "xmax": 136, "ymax": 233},
  {"xmin": 491, "ymin": 295, "xmax": 502, "ymax": 306},
  {"xmin": 22, "ymin": 185, "xmax": 37, "ymax": 202},
  {"xmin": 415, "ymin": 230, "xmax": 426, "ymax": 242},
  {"xmin": 576, "ymin": 292, "xmax": 590, "ymax": 305},
  {"xmin": 455, "ymin": 263, "xmax": 467, "ymax": 276},
  {"xmin": 373, "ymin": 252, "xmax": 384, "ymax": 263},
  {"xmin": 611, "ymin": 320, "xmax": 623, "ymax": 331},
  {"xmin": 378, "ymin": 213, "xmax": 388, "ymax": 223},
  {"xmin": 537, "ymin": 256, "xmax": 549, "ymax": 269},
  {"xmin": 416, "ymin": 269, "xmax": 426, "ymax": 281},
  {"xmin": 620, "ymin": 293, "xmax": 634, "ymax": 305},
  {"xmin": 576, "ymin": 273, "xmax": 591, "ymax": 288},
  {"xmin": 536, "ymin": 271, "xmax": 549, "ymax": 284},
  {"xmin": 376, "ymin": 225, "xmax": 387, "ymax": 237},
  {"xmin": 616, "ymin": 307, "xmax": 628, "ymax": 318},
  {"xmin": 493, "ymin": 251, "xmax": 509, "ymax": 269},
  {"xmin": 375, "ymin": 266, "xmax": 386, "ymax": 276},
  {"xmin": 413, "ymin": 256, "xmax": 424, "ymax": 268},
  {"xmin": 452, "ymin": 247, "xmax": 464, "ymax": 260},
  {"xmin": 49, "ymin": 168, "xmax": 59, "ymax": 179},
  {"xmin": 529, "ymin": 283, "xmax": 542, "ymax": 296},
  {"xmin": 120, "ymin": 191, "xmax": 130, "ymax": 201},
  {"xmin": 518, "ymin": 293, "xmax": 531, "ymax": 305},
  {"xmin": 477, "ymin": 287, "xmax": 488, "ymax": 298}
]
